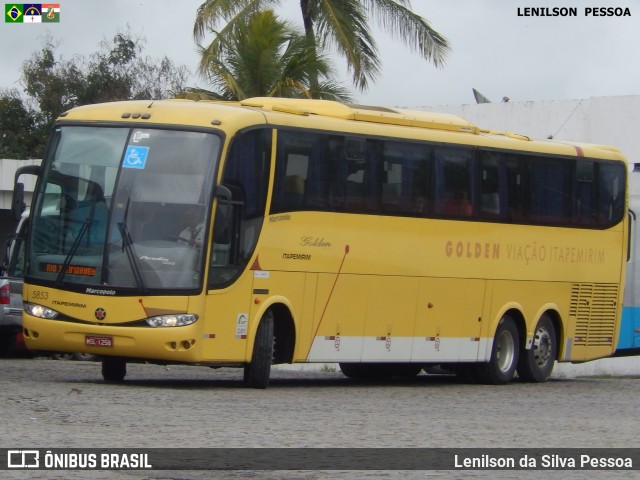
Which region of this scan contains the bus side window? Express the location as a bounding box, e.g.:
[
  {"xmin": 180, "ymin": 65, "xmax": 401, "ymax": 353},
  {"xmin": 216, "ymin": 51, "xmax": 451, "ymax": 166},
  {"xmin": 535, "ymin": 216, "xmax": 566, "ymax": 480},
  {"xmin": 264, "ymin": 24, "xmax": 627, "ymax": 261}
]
[
  {"xmin": 598, "ymin": 162, "xmax": 626, "ymax": 224},
  {"xmin": 283, "ymin": 174, "xmax": 305, "ymax": 208},
  {"xmin": 381, "ymin": 154, "xmax": 403, "ymax": 213},
  {"xmin": 380, "ymin": 142, "xmax": 432, "ymax": 217},
  {"xmin": 504, "ymin": 156, "xmax": 525, "ymax": 222},
  {"xmin": 574, "ymin": 160, "xmax": 596, "ymax": 225},
  {"xmin": 336, "ymin": 138, "xmax": 382, "ymax": 213},
  {"xmin": 479, "ymin": 152, "xmax": 501, "ymax": 219},
  {"xmin": 434, "ymin": 148, "xmax": 474, "ymax": 218},
  {"xmin": 272, "ymin": 131, "xmax": 316, "ymax": 212},
  {"xmin": 528, "ymin": 158, "xmax": 571, "ymax": 224}
]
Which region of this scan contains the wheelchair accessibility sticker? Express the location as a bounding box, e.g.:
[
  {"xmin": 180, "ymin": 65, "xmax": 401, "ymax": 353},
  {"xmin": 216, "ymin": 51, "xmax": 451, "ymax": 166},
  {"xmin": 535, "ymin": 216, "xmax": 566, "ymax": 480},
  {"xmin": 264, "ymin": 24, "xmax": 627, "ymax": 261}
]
[{"xmin": 123, "ymin": 146, "xmax": 149, "ymax": 169}]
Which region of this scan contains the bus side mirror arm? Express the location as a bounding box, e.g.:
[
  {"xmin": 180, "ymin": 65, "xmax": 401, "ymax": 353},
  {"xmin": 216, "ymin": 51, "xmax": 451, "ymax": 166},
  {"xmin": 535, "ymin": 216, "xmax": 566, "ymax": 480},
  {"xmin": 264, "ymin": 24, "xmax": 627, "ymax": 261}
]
[
  {"xmin": 11, "ymin": 183, "xmax": 25, "ymax": 221},
  {"xmin": 215, "ymin": 184, "xmax": 232, "ymax": 204},
  {"xmin": 213, "ymin": 185, "xmax": 232, "ymax": 244}
]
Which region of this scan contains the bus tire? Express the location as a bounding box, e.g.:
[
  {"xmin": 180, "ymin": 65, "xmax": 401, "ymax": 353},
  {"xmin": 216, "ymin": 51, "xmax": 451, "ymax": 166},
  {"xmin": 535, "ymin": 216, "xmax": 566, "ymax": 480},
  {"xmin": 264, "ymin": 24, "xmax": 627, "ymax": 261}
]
[
  {"xmin": 243, "ymin": 311, "xmax": 274, "ymax": 389},
  {"xmin": 517, "ymin": 314, "xmax": 556, "ymax": 382},
  {"xmin": 102, "ymin": 357, "xmax": 126, "ymax": 383},
  {"xmin": 478, "ymin": 316, "xmax": 519, "ymax": 385}
]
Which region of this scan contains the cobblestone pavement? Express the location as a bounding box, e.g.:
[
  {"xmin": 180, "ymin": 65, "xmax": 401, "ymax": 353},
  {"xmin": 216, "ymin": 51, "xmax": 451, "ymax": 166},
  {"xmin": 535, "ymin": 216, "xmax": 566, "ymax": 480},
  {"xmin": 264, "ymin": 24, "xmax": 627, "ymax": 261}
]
[{"xmin": 1, "ymin": 358, "xmax": 639, "ymax": 480}]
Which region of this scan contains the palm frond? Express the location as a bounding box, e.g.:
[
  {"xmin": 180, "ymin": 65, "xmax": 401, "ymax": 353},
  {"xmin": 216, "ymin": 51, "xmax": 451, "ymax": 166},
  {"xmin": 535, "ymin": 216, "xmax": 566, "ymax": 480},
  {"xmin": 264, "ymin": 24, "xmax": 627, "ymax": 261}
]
[
  {"xmin": 195, "ymin": 8, "xmax": 352, "ymax": 100},
  {"xmin": 193, "ymin": 0, "xmax": 277, "ymax": 41},
  {"xmin": 363, "ymin": 0, "xmax": 450, "ymax": 67},
  {"xmin": 312, "ymin": 0, "xmax": 380, "ymax": 91}
]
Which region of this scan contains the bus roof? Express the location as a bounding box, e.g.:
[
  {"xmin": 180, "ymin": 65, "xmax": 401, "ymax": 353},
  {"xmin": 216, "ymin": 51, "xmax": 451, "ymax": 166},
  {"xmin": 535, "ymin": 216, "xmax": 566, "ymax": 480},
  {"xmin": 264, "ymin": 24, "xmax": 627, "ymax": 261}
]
[
  {"xmin": 239, "ymin": 97, "xmax": 479, "ymax": 134},
  {"xmin": 58, "ymin": 97, "xmax": 626, "ymax": 161}
]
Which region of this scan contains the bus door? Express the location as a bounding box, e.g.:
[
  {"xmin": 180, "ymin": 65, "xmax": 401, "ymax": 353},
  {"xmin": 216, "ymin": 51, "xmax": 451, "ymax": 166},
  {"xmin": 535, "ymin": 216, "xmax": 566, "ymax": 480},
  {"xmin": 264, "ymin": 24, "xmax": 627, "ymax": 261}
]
[{"xmin": 204, "ymin": 129, "xmax": 272, "ymax": 362}]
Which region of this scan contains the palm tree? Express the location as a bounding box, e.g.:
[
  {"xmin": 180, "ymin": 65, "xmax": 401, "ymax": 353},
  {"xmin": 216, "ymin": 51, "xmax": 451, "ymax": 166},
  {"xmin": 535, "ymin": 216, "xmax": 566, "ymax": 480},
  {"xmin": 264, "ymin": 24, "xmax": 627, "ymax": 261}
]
[
  {"xmin": 182, "ymin": 10, "xmax": 352, "ymax": 101},
  {"xmin": 193, "ymin": 0, "xmax": 449, "ymax": 92}
]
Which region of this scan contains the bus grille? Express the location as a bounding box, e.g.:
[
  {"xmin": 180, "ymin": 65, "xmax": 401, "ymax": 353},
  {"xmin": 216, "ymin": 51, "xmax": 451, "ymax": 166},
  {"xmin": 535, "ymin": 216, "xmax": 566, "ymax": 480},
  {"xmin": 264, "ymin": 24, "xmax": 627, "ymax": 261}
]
[{"xmin": 570, "ymin": 283, "xmax": 619, "ymax": 347}]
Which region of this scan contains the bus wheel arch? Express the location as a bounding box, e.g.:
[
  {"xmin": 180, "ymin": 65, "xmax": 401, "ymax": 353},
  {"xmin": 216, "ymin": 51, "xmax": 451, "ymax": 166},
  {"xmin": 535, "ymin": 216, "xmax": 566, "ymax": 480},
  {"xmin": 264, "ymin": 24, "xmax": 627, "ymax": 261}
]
[
  {"xmin": 269, "ymin": 303, "xmax": 296, "ymax": 364},
  {"xmin": 517, "ymin": 311, "xmax": 559, "ymax": 382},
  {"xmin": 504, "ymin": 308, "xmax": 527, "ymax": 349}
]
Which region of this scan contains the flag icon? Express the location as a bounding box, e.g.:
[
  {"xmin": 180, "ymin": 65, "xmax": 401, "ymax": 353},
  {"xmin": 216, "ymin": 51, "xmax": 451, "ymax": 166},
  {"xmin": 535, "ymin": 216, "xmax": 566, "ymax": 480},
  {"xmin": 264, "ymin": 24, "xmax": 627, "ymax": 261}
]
[
  {"xmin": 5, "ymin": 4, "xmax": 23, "ymax": 22},
  {"xmin": 42, "ymin": 3, "xmax": 60, "ymax": 22},
  {"xmin": 23, "ymin": 4, "xmax": 42, "ymax": 23}
]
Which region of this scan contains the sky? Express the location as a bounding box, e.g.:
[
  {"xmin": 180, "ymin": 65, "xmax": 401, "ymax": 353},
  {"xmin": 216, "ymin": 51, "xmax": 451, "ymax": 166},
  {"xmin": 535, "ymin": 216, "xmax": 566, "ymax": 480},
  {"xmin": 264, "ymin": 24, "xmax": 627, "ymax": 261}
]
[{"xmin": 0, "ymin": 0, "xmax": 639, "ymax": 108}]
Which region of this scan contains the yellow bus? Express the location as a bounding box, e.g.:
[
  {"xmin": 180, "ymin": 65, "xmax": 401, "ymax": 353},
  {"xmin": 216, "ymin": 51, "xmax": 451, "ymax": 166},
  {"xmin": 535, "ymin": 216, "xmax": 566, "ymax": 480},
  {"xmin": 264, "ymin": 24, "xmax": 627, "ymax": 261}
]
[{"xmin": 17, "ymin": 97, "xmax": 628, "ymax": 387}]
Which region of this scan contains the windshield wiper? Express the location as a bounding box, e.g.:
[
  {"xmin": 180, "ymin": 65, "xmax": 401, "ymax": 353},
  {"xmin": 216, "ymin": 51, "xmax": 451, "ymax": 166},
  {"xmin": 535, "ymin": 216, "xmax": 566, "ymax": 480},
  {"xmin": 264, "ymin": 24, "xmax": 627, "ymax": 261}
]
[
  {"xmin": 56, "ymin": 203, "xmax": 95, "ymax": 284},
  {"xmin": 117, "ymin": 197, "xmax": 146, "ymax": 291}
]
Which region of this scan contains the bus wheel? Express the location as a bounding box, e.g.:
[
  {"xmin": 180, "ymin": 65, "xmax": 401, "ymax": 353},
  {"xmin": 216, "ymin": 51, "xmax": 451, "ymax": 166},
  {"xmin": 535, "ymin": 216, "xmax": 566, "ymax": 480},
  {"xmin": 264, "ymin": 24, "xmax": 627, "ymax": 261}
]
[
  {"xmin": 102, "ymin": 357, "xmax": 126, "ymax": 383},
  {"xmin": 517, "ymin": 315, "xmax": 556, "ymax": 382},
  {"xmin": 478, "ymin": 316, "xmax": 519, "ymax": 385},
  {"xmin": 243, "ymin": 311, "xmax": 274, "ymax": 389}
]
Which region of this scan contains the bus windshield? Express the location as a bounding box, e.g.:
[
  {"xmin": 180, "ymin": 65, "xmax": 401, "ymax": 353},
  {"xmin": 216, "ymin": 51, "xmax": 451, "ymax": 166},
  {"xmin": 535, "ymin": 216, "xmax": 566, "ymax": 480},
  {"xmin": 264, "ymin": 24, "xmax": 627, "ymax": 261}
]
[{"xmin": 27, "ymin": 125, "xmax": 220, "ymax": 292}]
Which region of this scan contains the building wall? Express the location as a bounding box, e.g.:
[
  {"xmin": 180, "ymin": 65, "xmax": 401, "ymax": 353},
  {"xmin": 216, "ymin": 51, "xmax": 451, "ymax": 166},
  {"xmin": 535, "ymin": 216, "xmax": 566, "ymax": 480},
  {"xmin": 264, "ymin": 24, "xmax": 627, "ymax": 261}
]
[{"xmin": 416, "ymin": 95, "xmax": 640, "ymax": 166}]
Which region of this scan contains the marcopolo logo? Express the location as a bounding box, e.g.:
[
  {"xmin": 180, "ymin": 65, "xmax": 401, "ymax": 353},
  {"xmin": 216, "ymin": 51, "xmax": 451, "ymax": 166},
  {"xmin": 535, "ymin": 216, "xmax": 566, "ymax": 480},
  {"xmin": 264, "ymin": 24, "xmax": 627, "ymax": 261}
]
[{"xmin": 7, "ymin": 450, "xmax": 40, "ymax": 468}]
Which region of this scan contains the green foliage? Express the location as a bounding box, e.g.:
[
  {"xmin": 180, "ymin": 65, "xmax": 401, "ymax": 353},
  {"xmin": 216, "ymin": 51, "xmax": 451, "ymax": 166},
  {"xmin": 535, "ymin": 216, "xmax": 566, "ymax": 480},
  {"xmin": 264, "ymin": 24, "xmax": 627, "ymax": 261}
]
[
  {"xmin": 183, "ymin": 9, "xmax": 352, "ymax": 101},
  {"xmin": 1, "ymin": 31, "xmax": 189, "ymax": 159},
  {"xmin": 21, "ymin": 41, "xmax": 86, "ymax": 139},
  {"xmin": 193, "ymin": 0, "xmax": 450, "ymax": 93},
  {"xmin": 0, "ymin": 90, "xmax": 39, "ymax": 159}
]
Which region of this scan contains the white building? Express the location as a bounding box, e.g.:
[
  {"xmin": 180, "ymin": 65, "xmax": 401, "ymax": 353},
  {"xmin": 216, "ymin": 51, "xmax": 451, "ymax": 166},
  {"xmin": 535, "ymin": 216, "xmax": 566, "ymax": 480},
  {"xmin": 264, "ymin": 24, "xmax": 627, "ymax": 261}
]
[{"xmin": 416, "ymin": 95, "xmax": 640, "ymax": 167}]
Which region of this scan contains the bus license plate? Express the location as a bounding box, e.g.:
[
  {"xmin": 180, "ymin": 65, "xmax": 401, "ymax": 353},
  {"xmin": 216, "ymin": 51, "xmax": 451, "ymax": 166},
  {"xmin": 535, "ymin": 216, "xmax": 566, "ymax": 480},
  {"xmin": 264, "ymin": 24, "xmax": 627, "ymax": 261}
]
[{"xmin": 85, "ymin": 335, "xmax": 113, "ymax": 347}]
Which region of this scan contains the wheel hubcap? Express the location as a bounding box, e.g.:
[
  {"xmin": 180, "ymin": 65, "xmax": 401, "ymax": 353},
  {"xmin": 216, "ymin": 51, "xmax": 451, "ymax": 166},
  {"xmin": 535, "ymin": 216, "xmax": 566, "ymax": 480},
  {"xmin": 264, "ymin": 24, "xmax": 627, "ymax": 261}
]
[
  {"xmin": 496, "ymin": 330, "xmax": 515, "ymax": 373},
  {"xmin": 532, "ymin": 326, "xmax": 552, "ymax": 367}
]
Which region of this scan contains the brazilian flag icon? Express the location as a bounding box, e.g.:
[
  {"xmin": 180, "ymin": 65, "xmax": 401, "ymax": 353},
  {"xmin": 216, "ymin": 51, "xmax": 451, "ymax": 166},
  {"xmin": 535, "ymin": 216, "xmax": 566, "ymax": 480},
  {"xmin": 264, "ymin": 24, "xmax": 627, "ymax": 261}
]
[{"xmin": 6, "ymin": 4, "xmax": 23, "ymax": 22}]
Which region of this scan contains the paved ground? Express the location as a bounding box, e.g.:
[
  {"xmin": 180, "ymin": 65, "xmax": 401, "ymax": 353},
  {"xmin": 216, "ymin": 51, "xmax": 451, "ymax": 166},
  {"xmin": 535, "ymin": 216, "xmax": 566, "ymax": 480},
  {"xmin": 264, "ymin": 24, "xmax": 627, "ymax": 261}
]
[{"xmin": 1, "ymin": 357, "xmax": 639, "ymax": 480}]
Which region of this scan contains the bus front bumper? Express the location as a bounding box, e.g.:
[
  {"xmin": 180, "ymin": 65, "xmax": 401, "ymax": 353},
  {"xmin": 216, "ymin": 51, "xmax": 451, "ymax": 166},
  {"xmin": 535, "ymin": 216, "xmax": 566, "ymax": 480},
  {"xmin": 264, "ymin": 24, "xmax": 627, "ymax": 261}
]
[{"xmin": 22, "ymin": 314, "xmax": 203, "ymax": 363}]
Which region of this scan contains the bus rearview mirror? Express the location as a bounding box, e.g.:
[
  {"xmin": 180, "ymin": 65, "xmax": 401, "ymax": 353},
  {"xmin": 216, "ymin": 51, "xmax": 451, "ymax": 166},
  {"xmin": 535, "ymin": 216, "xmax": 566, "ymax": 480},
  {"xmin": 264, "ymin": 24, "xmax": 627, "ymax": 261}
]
[
  {"xmin": 11, "ymin": 183, "xmax": 25, "ymax": 221},
  {"xmin": 213, "ymin": 185, "xmax": 233, "ymax": 244}
]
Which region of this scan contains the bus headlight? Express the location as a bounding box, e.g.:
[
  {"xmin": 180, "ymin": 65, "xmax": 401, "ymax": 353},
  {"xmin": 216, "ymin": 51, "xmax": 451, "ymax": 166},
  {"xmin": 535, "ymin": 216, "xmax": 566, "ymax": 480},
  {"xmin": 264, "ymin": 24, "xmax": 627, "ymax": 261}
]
[
  {"xmin": 24, "ymin": 302, "xmax": 59, "ymax": 319},
  {"xmin": 146, "ymin": 314, "xmax": 198, "ymax": 328}
]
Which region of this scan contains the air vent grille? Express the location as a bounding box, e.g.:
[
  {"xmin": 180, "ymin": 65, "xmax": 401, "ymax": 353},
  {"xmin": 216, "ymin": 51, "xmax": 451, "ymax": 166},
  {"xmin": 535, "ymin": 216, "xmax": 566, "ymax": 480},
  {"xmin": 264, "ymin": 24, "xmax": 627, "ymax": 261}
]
[{"xmin": 570, "ymin": 283, "xmax": 618, "ymax": 347}]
